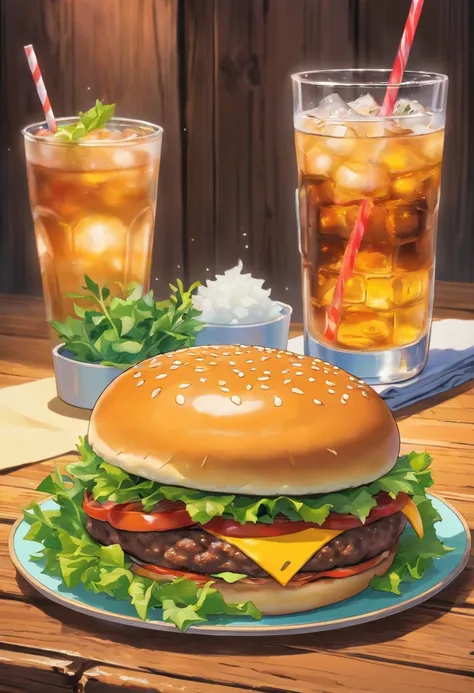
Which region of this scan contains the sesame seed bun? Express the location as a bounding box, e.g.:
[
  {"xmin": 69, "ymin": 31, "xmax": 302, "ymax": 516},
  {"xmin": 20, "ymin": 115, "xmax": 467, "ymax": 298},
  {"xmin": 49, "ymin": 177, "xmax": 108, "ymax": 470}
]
[
  {"xmin": 88, "ymin": 345, "xmax": 400, "ymax": 496},
  {"xmin": 133, "ymin": 548, "xmax": 397, "ymax": 615}
]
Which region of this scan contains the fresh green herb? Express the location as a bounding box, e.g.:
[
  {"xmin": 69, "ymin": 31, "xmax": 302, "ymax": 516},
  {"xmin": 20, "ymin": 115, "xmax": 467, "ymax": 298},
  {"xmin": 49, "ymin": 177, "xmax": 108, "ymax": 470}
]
[
  {"xmin": 50, "ymin": 276, "xmax": 203, "ymax": 368},
  {"xmin": 23, "ymin": 471, "xmax": 261, "ymax": 630},
  {"xmin": 69, "ymin": 439, "xmax": 435, "ymax": 526},
  {"xmin": 54, "ymin": 100, "xmax": 116, "ymax": 141}
]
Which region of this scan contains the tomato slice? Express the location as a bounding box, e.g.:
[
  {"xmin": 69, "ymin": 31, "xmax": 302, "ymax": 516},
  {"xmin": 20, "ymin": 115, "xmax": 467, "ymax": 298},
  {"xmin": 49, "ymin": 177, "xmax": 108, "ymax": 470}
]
[
  {"xmin": 202, "ymin": 493, "xmax": 410, "ymax": 538},
  {"xmin": 82, "ymin": 492, "xmax": 120, "ymax": 521},
  {"xmin": 131, "ymin": 562, "xmax": 208, "ymax": 584},
  {"xmin": 107, "ymin": 502, "xmax": 195, "ymax": 532}
]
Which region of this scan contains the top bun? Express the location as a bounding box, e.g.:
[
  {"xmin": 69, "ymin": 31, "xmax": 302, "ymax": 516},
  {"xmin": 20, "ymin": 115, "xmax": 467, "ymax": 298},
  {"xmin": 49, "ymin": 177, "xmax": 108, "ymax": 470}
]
[{"xmin": 88, "ymin": 345, "xmax": 400, "ymax": 496}]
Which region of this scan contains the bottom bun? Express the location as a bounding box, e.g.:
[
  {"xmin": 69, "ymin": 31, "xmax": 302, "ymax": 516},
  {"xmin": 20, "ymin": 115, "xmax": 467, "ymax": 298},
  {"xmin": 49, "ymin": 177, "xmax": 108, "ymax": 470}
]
[
  {"xmin": 132, "ymin": 546, "xmax": 396, "ymax": 616},
  {"xmin": 210, "ymin": 547, "xmax": 396, "ymax": 616}
]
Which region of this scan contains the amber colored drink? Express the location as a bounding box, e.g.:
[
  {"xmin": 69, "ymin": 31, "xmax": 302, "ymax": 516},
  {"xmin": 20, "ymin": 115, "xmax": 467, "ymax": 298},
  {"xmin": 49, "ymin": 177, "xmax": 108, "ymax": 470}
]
[
  {"xmin": 295, "ymin": 120, "xmax": 443, "ymax": 351},
  {"xmin": 23, "ymin": 118, "xmax": 162, "ymax": 324}
]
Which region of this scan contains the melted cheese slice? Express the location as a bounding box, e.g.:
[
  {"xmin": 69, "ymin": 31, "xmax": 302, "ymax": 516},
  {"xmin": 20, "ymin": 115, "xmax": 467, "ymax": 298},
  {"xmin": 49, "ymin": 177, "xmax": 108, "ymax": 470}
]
[
  {"xmin": 401, "ymin": 497, "xmax": 424, "ymax": 539},
  {"xmin": 208, "ymin": 528, "xmax": 343, "ymax": 586}
]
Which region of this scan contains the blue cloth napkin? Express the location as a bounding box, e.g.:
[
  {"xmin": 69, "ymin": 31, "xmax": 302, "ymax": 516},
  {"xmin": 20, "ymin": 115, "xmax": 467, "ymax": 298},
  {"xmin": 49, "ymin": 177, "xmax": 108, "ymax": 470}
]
[{"xmin": 287, "ymin": 319, "xmax": 474, "ymax": 411}]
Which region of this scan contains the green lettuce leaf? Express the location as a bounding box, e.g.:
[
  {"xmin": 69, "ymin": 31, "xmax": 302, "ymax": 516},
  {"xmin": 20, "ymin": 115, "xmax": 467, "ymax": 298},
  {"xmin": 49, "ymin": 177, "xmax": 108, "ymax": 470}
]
[
  {"xmin": 22, "ymin": 468, "xmax": 261, "ymax": 630},
  {"xmin": 211, "ymin": 572, "xmax": 248, "ymax": 583},
  {"xmin": 370, "ymin": 494, "xmax": 453, "ymax": 594},
  {"xmin": 72, "ymin": 439, "xmax": 435, "ymax": 526}
]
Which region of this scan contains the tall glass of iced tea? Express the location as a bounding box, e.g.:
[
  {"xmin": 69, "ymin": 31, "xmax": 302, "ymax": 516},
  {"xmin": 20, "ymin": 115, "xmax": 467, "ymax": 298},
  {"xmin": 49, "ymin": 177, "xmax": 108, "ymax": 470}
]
[
  {"xmin": 292, "ymin": 70, "xmax": 448, "ymax": 383},
  {"xmin": 23, "ymin": 117, "xmax": 162, "ymax": 327}
]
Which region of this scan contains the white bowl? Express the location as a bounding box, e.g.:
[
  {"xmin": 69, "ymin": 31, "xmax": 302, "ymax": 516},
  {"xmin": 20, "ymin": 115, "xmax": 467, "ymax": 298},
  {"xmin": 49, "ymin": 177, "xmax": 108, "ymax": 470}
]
[
  {"xmin": 52, "ymin": 345, "xmax": 125, "ymax": 410},
  {"xmin": 195, "ymin": 302, "xmax": 292, "ymax": 349}
]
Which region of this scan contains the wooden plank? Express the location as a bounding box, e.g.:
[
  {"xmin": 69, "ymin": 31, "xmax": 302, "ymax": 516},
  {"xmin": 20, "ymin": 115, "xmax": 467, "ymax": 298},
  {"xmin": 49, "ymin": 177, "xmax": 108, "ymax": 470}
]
[
  {"xmin": 0, "ymin": 335, "xmax": 53, "ymax": 377},
  {"xmin": 184, "ymin": 0, "xmax": 217, "ymax": 286},
  {"xmin": 0, "ymin": 598, "xmax": 473, "ymax": 691},
  {"xmin": 0, "ymin": 649, "xmax": 79, "ymax": 693},
  {"xmin": 0, "ymin": 0, "xmax": 183, "ymax": 298}
]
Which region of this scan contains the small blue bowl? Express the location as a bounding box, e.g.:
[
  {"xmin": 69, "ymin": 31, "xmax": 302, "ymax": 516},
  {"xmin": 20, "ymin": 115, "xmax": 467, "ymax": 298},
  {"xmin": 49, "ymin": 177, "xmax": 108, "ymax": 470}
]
[
  {"xmin": 195, "ymin": 301, "xmax": 292, "ymax": 350},
  {"xmin": 52, "ymin": 344, "xmax": 125, "ymax": 410}
]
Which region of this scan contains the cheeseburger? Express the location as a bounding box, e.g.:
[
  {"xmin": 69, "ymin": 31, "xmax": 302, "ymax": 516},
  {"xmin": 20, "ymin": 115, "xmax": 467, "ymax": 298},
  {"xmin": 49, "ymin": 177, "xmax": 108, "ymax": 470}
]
[{"xmin": 28, "ymin": 345, "xmax": 449, "ymax": 630}]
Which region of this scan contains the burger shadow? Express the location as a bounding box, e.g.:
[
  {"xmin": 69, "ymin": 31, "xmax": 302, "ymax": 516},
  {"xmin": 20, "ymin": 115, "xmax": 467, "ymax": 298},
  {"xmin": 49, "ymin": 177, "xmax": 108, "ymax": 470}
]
[
  {"xmin": 47, "ymin": 396, "xmax": 91, "ymax": 423},
  {"xmin": 15, "ymin": 540, "xmax": 473, "ymax": 659}
]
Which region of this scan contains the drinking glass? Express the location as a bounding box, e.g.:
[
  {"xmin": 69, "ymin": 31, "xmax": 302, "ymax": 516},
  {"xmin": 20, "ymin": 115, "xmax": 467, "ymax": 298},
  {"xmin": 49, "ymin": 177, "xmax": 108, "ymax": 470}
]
[{"xmin": 292, "ymin": 69, "xmax": 448, "ymax": 383}]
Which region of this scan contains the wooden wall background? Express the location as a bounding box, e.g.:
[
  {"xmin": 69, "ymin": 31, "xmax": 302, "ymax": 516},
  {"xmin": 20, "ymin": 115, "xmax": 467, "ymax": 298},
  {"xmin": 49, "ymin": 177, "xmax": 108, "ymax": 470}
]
[{"xmin": 1, "ymin": 0, "xmax": 473, "ymax": 321}]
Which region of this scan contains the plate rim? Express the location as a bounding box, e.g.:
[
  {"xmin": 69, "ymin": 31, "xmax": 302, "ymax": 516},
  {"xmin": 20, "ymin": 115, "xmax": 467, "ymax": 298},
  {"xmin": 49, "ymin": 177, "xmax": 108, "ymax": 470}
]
[{"xmin": 9, "ymin": 493, "xmax": 471, "ymax": 636}]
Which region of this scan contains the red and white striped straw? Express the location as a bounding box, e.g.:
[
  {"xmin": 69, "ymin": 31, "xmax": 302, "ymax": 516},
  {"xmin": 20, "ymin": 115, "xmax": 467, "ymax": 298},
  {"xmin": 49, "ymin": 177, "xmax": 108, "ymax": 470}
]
[
  {"xmin": 24, "ymin": 44, "xmax": 57, "ymax": 133},
  {"xmin": 324, "ymin": 0, "xmax": 425, "ymax": 341}
]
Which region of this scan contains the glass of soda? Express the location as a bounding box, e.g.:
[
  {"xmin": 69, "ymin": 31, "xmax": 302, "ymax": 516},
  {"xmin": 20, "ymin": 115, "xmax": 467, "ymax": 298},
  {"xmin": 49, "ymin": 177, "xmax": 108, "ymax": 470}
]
[
  {"xmin": 23, "ymin": 117, "xmax": 163, "ymax": 327},
  {"xmin": 292, "ymin": 69, "xmax": 448, "ymax": 384}
]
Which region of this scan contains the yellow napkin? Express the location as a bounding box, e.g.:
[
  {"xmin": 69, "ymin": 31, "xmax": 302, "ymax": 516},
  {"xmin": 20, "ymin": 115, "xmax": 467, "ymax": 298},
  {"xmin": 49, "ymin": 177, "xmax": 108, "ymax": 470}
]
[{"xmin": 0, "ymin": 378, "xmax": 89, "ymax": 470}]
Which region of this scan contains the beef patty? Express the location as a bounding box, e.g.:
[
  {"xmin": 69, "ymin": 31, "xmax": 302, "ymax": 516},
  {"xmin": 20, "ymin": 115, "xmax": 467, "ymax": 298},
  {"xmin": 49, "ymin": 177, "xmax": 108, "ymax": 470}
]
[{"xmin": 86, "ymin": 512, "xmax": 406, "ymax": 577}]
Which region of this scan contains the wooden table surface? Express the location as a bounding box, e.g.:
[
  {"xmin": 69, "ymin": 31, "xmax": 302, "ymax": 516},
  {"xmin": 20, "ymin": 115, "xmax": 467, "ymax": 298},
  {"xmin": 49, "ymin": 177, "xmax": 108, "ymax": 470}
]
[{"xmin": 0, "ymin": 284, "xmax": 473, "ymax": 693}]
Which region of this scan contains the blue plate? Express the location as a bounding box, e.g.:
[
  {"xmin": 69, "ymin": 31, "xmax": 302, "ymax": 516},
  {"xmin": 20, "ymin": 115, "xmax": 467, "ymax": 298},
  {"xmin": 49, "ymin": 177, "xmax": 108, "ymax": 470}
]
[{"xmin": 9, "ymin": 495, "xmax": 470, "ymax": 636}]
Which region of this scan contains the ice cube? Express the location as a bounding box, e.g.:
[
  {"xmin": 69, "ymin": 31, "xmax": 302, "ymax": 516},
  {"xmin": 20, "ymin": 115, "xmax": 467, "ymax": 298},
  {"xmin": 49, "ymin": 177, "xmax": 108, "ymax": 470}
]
[
  {"xmin": 308, "ymin": 93, "xmax": 357, "ymax": 120},
  {"xmin": 305, "ymin": 149, "xmax": 335, "ymax": 177},
  {"xmin": 354, "ymin": 248, "xmax": 393, "ymax": 276},
  {"xmin": 348, "ymin": 94, "xmax": 380, "ymax": 116},
  {"xmin": 386, "ymin": 203, "xmax": 422, "ymax": 241},
  {"xmin": 337, "ymin": 307, "xmax": 393, "ymax": 349},
  {"xmin": 333, "ymin": 163, "xmax": 389, "ymax": 203},
  {"xmin": 316, "ymin": 124, "xmax": 357, "ymax": 156},
  {"xmin": 393, "ymin": 99, "xmax": 427, "ymax": 117},
  {"xmin": 365, "ymin": 278, "xmax": 393, "ymax": 311},
  {"xmin": 393, "ymin": 270, "xmax": 428, "ymax": 306},
  {"xmin": 393, "ymin": 302, "xmax": 427, "ymax": 345}
]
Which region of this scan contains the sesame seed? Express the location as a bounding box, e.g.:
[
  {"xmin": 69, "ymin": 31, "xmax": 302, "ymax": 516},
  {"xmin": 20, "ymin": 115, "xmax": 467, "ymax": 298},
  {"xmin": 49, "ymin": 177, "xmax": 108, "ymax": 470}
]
[
  {"xmin": 261, "ymin": 384, "xmax": 270, "ymax": 390},
  {"xmin": 313, "ymin": 399, "xmax": 322, "ymax": 405},
  {"xmin": 328, "ymin": 448, "xmax": 338, "ymax": 455},
  {"xmin": 133, "ymin": 372, "xmax": 142, "ymax": 378},
  {"xmin": 283, "ymin": 379, "xmax": 292, "ymax": 385},
  {"xmin": 231, "ymin": 395, "xmax": 242, "ymax": 405},
  {"xmin": 282, "ymin": 369, "xmax": 290, "ymax": 374},
  {"xmin": 308, "ymin": 377, "xmax": 315, "ymax": 382},
  {"xmin": 208, "ymin": 361, "xmax": 218, "ymax": 366},
  {"xmin": 347, "ymin": 385, "xmax": 354, "ymax": 390},
  {"xmin": 179, "ymin": 383, "xmax": 191, "ymax": 389},
  {"xmin": 221, "ymin": 387, "xmax": 230, "ymax": 392},
  {"xmin": 166, "ymin": 354, "xmax": 173, "ymax": 358},
  {"xmin": 235, "ymin": 351, "xmax": 243, "ymax": 355},
  {"xmin": 276, "ymin": 354, "xmax": 282, "ymax": 359},
  {"xmin": 156, "ymin": 373, "xmax": 167, "ymax": 380},
  {"xmin": 358, "ymin": 379, "xmax": 365, "ymax": 384},
  {"xmin": 136, "ymin": 380, "xmax": 145, "ymax": 387},
  {"xmin": 323, "ymin": 362, "xmax": 330, "ymax": 366},
  {"xmin": 149, "ymin": 359, "xmax": 156, "ymax": 365},
  {"xmin": 263, "ymin": 370, "xmax": 271, "ymax": 375},
  {"xmin": 229, "ymin": 360, "xmax": 236, "ymax": 366},
  {"xmin": 362, "ymin": 391, "xmax": 369, "ymax": 398},
  {"xmin": 323, "ymin": 369, "xmax": 329, "ymax": 374},
  {"xmin": 170, "ymin": 365, "xmax": 180, "ymax": 370},
  {"xmin": 311, "ymin": 366, "xmax": 320, "ymax": 371},
  {"xmin": 196, "ymin": 357, "xmax": 204, "ymax": 362},
  {"xmin": 176, "ymin": 394, "xmax": 186, "ymax": 405},
  {"xmin": 297, "ymin": 355, "xmax": 304, "ymax": 360},
  {"xmin": 261, "ymin": 356, "xmax": 270, "ymax": 362},
  {"xmin": 246, "ymin": 384, "xmax": 253, "ymax": 391},
  {"xmin": 342, "ymin": 393, "xmax": 349, "ymax": 400},
  {"xmin": 222, "ymin": 352, "xmax": 231, "ymax": 356},
  {"xmin": 195, "ymin": 368, "xmax": 205, "ymax": 373},
  {"xmin": 328, "ymin": 389, "xmax": 335, "ymax": 394},
  {"xmin": 258, "ymin": 376, "xmax": 269, "ymax": 381},
  {"xmin": 333, "ymin": 366, "xmax": 339, "ymax": 370},
  {"xmin": 341, "ymin": 397, "xmax": 347, "ymax": 405},
  {"xmin": 313, "ymin": 358, "xmax": 321, "ymax": 363},
  {"xmin": 173, "ymin": 360, "xmax": 182, "ymax": 365},
  {"xmin": 151, "ymin": 388, "xmax": 161, "ymax": 398},
  {"xmin": 218, "ymin": 380, "xmax": 226, "ymax": 386},
  {"xmin": 295, "ymin": 371, "xmax": 303, "ymax": 376},
  {"xmin": 210, "ymin": 353, "xmax": 219, "ymax": 357},
  {"xmin": 357, "ymin": 385, "xmax": 365, "ymax": 389},
  {"xmin": 200, "ymin": 377, "xmax": 207, "ymax": 382},
  {"xmin": 326, "ymin": 380, "xmax": 336, "ymax": 386},
  {"xmin": 349, "ymin": 376, "xmax": 356, "ymax": 381},
  {"xmin": 292, "ymin": 388, "xmax": 304, "ymax": 395},
  {"xmin": 246, "ymin": 359, "xmax": 254, "ymax": 364},
  {"xmin": 274, "ymin": 396, "xmax": 283, "ymax": 407},
  {"xmin": 250, "ymin": 367, "xmax": 256, "ymax": 371},
  {"xmin": 237, "ymin": 372, "xmax": 245, "ymax": 378},
  {"xmin": 290, "ymin": 362, "xmax": 300, "ymax": 367}
]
